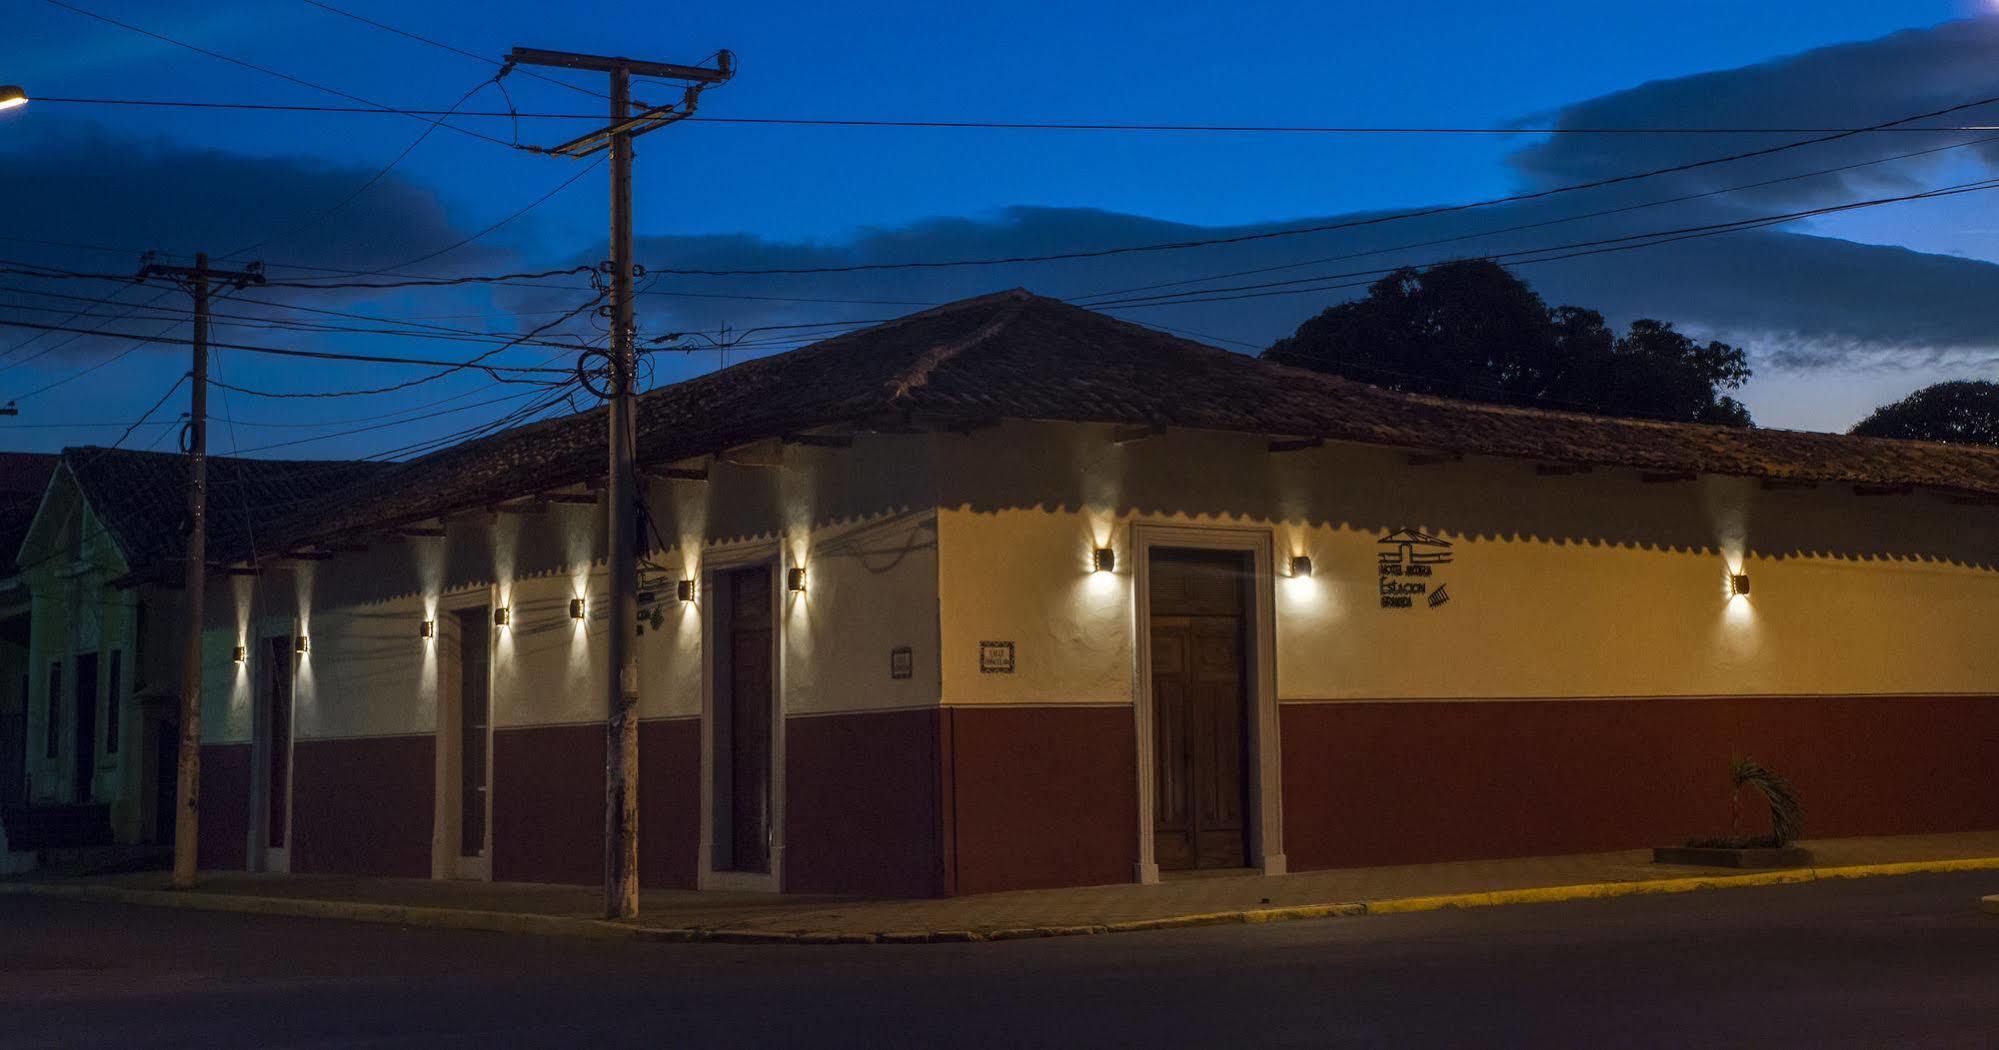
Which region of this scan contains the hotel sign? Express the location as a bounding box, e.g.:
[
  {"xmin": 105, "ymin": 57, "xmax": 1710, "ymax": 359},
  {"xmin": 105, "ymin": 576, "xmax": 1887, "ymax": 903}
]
[{"xmin": 1378, "ymin": 528, "xmax": 1453, "ymax": 610}]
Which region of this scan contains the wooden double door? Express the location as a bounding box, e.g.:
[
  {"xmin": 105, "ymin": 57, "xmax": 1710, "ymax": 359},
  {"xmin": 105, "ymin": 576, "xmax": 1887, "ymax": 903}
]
[
  {"xmin": 1149, "ymin": 549, "xmax": 1252, "ymax": 872},
  {"xmin": 711, "ymin": 565, "xmax": 774, "ymax": 875}
]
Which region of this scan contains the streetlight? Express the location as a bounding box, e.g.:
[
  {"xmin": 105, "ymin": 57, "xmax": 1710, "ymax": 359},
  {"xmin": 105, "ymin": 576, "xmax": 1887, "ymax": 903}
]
[{"xmin": 0, "ymin": 86, "xmax": 25, "ymax": 111}]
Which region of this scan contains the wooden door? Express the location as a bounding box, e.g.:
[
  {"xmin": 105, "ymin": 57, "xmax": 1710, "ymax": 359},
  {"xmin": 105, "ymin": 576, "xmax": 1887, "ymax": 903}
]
[
  {"xmin": 1149, "ymin": 549, "xmax": 1250, "ymax": 871},
  {"xmin": 72, "ymin": 654, "xmax": 97, "ymax": 803},
  {"xmin": 264, "ymin": 637, "xmax": 293, "ymax": 850},
  {"xmin": 455, "ymin": 608, "xmax": 491, "ymax": 859},
  {"xmin": 713, "ymin": 565, "xmax": 773, "ymax": 874}
]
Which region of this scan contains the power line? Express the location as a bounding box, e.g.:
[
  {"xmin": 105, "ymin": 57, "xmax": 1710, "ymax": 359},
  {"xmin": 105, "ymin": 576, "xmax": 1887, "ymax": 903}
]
[
  {"xmin": 0, "ymin": 318, "xmax": 575, "ymax": 374},
  {"xmin": 295, "ymin": 0, "xmax": 610, "ymax": 101},
  {"xmin": 30, "ymin": 96, "xmax": 1999, "ymax": 135},
  {"xmin": 1072, "ymin": 130, "xmax": 1999, "ymax": 304},
  {"xmin": 42, "ymin": 0, "xmax": 524, "ymax": 151},
  {"xmin": 1091, "ymin": 175, "xmax": 1999, "ymax": 310}
]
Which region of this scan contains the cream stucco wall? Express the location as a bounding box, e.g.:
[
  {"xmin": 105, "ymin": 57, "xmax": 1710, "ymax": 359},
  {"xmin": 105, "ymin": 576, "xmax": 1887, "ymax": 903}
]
[
  {"xmin": 936, "ymin": 421, "xmax": 1999, "ymax": 705},
  {"xmin": 197, "ymin": 432, "xmax": 944, "ymax": 744}
]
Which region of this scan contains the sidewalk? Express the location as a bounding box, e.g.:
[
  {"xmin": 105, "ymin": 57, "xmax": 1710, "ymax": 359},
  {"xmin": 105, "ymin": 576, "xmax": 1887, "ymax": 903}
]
[{"xmin": 9, "ymin": 830, "xmax": 1999, "ymax": 944}]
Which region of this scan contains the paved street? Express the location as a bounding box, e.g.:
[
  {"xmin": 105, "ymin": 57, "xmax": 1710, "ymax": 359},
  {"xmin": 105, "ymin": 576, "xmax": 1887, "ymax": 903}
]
[{"xmin": 3, "ymin": 872, "xmax": 1996, "ymax": 1048}]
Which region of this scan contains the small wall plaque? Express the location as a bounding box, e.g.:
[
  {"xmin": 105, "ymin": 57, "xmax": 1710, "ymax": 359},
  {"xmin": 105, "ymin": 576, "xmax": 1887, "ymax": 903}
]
[
  {"xmin": 890, "ymin": 646, "xmax": 913, "ymax": 680},
  {"xmin": 979, "ymin": 640, "xmax": 1015, "ymax": 674}
]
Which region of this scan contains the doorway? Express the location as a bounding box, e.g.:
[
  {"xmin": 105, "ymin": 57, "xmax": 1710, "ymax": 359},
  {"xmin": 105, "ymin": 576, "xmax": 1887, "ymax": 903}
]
[
  {"xmin": 452, "ymin": 606, "xmax": 492, "ymax": 876},
  {"xmin": 1148, "ymin": 548, "xmax": 1251, "ymax": 872},
  {"xmin": 258, "ymin": 636, "xmax": 295, "ymax": 864},
  {"xmin": 709, "ymin": 564, "xmax": 775, "ymax": 876},
  {"xmin": 72, "ymin": 653, "xmax": 97, "ymax": 803}
]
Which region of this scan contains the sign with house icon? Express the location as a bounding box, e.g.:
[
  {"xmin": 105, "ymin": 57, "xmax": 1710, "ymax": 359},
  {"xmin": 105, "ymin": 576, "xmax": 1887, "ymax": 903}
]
[{"xmin": 1378, "ymin": 528, "xmax": 1454, "ymax": 609}]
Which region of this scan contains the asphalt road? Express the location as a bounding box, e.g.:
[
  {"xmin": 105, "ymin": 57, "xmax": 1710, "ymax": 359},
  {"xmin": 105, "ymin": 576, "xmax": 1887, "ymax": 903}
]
[{"xmin": 3, "ymin": 872, "xmax": 1996, "ymax": 1048}]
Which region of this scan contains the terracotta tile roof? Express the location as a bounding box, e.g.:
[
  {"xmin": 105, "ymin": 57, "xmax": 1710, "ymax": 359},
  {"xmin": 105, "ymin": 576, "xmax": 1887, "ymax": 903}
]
[
  {"xmin": 248, "ymin": 289, "xmax": 1999, "ymax": 556},
  {"xmin": 58, "ymin": 448, "xmax": 392, "ymax": 573}
]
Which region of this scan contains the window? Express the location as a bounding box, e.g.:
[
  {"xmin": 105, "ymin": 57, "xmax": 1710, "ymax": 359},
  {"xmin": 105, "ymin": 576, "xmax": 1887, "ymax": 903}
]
[
  {"xmin": 44, "ymin": 661, "xmax": 61, "ymax": 760},
  {"xmin": 132, "ymin": 605, "xmax": 148, "ymax": 690},
  {"xmin": 105, "ymin": 651, "xmax": 122, "ymax": 755}
]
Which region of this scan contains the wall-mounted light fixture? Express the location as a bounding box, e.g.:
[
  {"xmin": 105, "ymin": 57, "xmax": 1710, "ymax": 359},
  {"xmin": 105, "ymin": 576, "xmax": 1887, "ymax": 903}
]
[
  {"xmin": 232, "ymin": 645, "xmax": 247, "ymax": 664},
  {"xmin": 1290, "ymin": 555, "xmax": 1313, "ymax": 578},
  {"xmin": 1730, "ymin": 573, "xmax": 1751, "ymax": 597},
  {"xmin": 419, "ymin": 619, "xmax": 435, "ymax": 639},
  {"xmin": 1093, "ymin": 547, "xmax": 1116, "ymax": 573},
  {"xmin": 677, "ymin": 579, "xmax": 697, "ymax": 603},
  {"xmin": 786, "ymin": 567, "xmax": 807, "ymax": 593},
  {"xmin": 294, "ymin": 635, "xmax": 310, "ymax": 655},
  {"xmin": 494, "ymin": 607, "xmax": 511, "ymax": 627},
  {"xmin": 569, "ymin": 597, "xmax": 587, "ymax": 620}
]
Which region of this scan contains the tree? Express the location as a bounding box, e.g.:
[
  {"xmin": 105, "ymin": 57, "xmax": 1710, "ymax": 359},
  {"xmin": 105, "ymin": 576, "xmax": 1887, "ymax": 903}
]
[
  {"xmin": 1849, "ymin": 381, "xmax": 1999, "ymax": 446},
  {"xmin": 1264, "ymin": 259, "xmax": 1753, "ymax": 426}
]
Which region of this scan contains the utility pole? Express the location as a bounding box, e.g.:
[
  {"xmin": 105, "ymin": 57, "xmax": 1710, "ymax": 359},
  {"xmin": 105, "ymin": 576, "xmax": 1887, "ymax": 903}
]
[
  {"xmin": 506, "ymin": 46, "xmax": 733, "ymax": 920},
  {"xmin": 143, "ymin": 253, "xmax": 264, "ymax": 890}
]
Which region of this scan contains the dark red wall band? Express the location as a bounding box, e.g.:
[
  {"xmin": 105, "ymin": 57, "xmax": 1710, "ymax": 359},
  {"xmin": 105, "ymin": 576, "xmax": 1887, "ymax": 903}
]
[
  {"xmin": 290, "ymin": 735, "xmax": 435, "ymax": 878},
  {"xmin": 196, "ymin": 743, "xmax": 251, "ymax": 871},
  {"xmin": 1280, "ymin": 695, "xmax": 1999, "ymax": 871}
]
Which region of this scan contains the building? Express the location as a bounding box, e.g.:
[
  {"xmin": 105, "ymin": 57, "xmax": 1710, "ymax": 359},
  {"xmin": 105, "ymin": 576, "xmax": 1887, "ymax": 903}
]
[
  {"xmin": 0, "ymin": 448, "xmax": 382, "ymax": 868},
  {"xmin": 59, "ymin": 290, "xmax": 1999, "ymax": 896}
]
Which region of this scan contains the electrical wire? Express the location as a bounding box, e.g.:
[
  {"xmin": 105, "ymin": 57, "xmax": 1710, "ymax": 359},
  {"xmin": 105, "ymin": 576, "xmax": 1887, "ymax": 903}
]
[
  {"xmin": 1071, "ymin": 130, "xmax": 1999, "ymax": 304},
  {"xmin": 31, "ymin": 96, "xmax": 1999, "ymax": 135},
  {"xmin": 0, "ymin": 319, "xmax": 574, "ymax": 374},
  {"xmin": 42, "ymin": 0, "xmax": 526, "ymax": 151},
  {"xmin": 1087, "ymin": 172, "xmax": 1999, "ymax": 310}
]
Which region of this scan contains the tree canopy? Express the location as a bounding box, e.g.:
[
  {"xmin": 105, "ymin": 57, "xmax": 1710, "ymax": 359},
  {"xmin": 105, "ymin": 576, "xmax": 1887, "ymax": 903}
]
[
  {"xmin": 1262, "ymin": 259, "xmax": 1752, "ymax": 426},
  {"xmin": 1849, "ymin": 380, "xmax": 1999, "ymax": 446}
]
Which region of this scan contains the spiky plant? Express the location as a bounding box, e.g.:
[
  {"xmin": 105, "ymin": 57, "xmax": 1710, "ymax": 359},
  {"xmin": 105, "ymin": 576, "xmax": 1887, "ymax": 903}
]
[{"xmin": 1731, "ymin": 757, "xmax": 1804, "ymax": 847}]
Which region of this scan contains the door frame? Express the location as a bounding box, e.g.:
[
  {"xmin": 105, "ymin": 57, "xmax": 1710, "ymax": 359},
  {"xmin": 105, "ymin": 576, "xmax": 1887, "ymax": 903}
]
[
  {"xmin": 433, "ymin": 589, "xmax": 497, "ymax": 881},
  {"xmin": 1130, "ymin": 523, "xmax": 1283, "ymax": 884},
  {"xmin": 249, "ymin": 627, "xmax": 299, "ymax": 874},
  {"xmin": 696, "ymin": 542, "xmax": 787, "ymax": 893}
]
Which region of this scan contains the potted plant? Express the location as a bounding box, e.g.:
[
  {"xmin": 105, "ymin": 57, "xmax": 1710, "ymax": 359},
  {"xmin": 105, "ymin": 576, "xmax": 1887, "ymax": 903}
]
[{"xmin": 1654, "ymin": 757, "xmax": 1811, "ymax": 869}]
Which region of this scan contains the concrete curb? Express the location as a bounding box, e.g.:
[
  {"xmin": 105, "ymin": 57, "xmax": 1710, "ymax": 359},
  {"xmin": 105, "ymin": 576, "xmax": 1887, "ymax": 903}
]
[{"xmin": 7, "ymin": 855, "xmax": 1998, "ymax": 946}]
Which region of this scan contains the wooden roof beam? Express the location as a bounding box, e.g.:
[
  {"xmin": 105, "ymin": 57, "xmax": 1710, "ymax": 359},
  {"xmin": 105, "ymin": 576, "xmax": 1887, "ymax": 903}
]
[
  {"xmin": 1405, "ymin": 452, "xmax": 1462, "ymax": 468},
  {"xmin": 1760, "ymin": 478, "xmax": 1818, "ymax": 491},
  {"xmin": 783, "ymin": 432, "xmax": 855, "ymax": 449},
  {"xmin": 1853, "ymin": 484, "xmax": 1913, "ymax": 497},
  {"xmin": 1536, "ymin": 463, "xmax": 1593, "ymax": 477},
  {"xmin": 1268, "ymin": 437, "xmax": 1324, "ymax": 454},
  {"xmin": 1641, "ymin": 471, "xmax": 1698, "ymax": 483},
  {"xmin": 644, "ymin": 465, "xmax": 709, "ymax": 482},
  {"xmin": 1112, "ymin": 423, "xmax": 1167, "ymax": 445}
]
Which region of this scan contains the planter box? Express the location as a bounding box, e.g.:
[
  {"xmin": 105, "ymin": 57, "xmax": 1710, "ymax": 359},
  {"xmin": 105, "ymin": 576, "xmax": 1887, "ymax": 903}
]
[{"xmin": 1652, "ymin": 845, "xmax": 1812, "ymax": 869}]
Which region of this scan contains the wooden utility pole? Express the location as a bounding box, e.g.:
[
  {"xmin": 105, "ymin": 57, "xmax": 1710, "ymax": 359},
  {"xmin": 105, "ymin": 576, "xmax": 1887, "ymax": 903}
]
[
  {"xmin": 506, "ymin": 46, "xmax": 733, "ymax": 920},
  {"xmin": 144, "ymin": 253, "xmax": 264, "ymax": 889}
]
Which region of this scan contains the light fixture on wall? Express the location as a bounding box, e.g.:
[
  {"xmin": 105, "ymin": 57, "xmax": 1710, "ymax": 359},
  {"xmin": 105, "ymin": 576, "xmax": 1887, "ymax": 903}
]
[
  {"xmin": 419, "ymin": 619, "xmax": 435, "ymax": 639},
  {"xmin": 294, "ymin": 635, "xmax": 309, "ymax": 655},
  {"xmin": 1290, "ymin": 555, "xmax": 1313, "ymax": 578},
  {"xmin": 677, "ymin": 579, "xmax": 697, "ymax": 603},
  {"xmin": 232, "ymin": 645, "xmax": 247, "ymax": 663},
  {"xmin": 494, "ymin": 607, "xmax": 511, "ymax": 627},
  {"xmin": 1093, "ymin": 547, "xmax": 1116, "ymax": 573},
  {"xmin": 569, "ymin": 597, "xmax": 587, "ymax": 620},
  {"xmin": 786, "ymin": 566, "xmax": 807, "ymax": 593},
  {"xmin": 1730, "ymin": 572, "xmax": 1751, "ymax": 597}
]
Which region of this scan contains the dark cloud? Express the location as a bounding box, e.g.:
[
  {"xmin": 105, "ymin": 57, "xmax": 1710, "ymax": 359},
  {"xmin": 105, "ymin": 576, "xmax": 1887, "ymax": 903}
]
[
  {"xmin": 1508, "ymin": 19, "xmax": 1999, "ymax": 209},
  {"xmin": 0, "ymin": 121, "xmax": 518, "ymax": 368}
]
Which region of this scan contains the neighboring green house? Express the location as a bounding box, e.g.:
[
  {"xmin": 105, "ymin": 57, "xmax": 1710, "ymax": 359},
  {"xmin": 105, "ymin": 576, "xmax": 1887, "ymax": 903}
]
[{"xmin": 2, "ymin": 448, "xmax": 382, "ymax": 866}]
